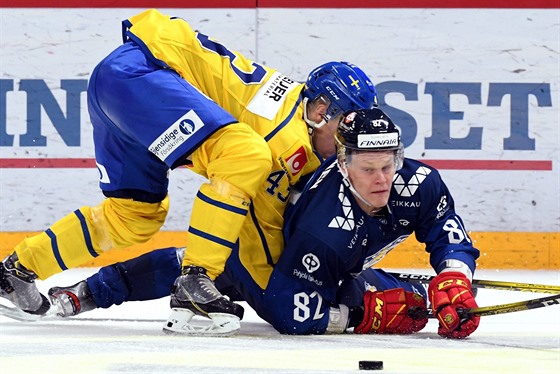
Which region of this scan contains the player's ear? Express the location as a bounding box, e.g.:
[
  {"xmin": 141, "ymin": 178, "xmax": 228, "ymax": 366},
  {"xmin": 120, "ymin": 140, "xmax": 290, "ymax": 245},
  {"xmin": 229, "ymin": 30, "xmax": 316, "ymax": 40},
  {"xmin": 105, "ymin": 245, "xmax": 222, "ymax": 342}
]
[
  {"xmin": 338, "ymin": 158, "xmax": 348, "ymax": 175},
  {"xmin": 307, "ymin": 97, "xmax": 327, "ymax": 117}
]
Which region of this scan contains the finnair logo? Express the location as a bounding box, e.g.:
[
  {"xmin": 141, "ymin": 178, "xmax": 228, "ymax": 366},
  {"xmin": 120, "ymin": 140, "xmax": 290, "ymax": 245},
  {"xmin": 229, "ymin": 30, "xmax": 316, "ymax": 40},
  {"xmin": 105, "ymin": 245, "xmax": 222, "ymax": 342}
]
[
  {"xmin": 328, "ymin": 184, "xmax": 354, "ymax": 231},
  {"xmin": 357, "ymin": 133, "xmax": 399, "ymax": 149},
  {"xmin": 393, "ymin": 166, "xmax": 432, "ymax": 197}
]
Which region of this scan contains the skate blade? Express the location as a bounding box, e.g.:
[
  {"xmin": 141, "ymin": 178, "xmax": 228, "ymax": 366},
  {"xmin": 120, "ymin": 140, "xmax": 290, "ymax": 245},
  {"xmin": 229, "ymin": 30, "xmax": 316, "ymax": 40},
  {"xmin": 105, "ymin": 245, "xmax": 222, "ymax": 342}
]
[
  {"xmin": 162, "ymin": 308, "xmax": 241, "ymax": 337},
  {"xmin": 0, "ymin": 301, "xmax": 61, "ymax": 322}
]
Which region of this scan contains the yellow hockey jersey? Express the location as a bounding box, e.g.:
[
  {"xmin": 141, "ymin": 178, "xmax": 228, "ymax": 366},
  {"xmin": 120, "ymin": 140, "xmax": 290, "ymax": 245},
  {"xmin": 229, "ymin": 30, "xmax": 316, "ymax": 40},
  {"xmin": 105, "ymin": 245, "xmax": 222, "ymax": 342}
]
[{"xmin": 124, "ymin": 9, "xmax": 322, "ymax": 287}]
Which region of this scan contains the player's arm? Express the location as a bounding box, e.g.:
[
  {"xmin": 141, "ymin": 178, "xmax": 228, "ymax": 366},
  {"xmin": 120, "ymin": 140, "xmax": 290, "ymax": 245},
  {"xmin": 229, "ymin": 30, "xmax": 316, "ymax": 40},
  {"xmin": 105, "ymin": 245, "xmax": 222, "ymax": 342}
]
[{"xmin": 414, "ymin": 170, "xmax": 480, "ymax": 338}]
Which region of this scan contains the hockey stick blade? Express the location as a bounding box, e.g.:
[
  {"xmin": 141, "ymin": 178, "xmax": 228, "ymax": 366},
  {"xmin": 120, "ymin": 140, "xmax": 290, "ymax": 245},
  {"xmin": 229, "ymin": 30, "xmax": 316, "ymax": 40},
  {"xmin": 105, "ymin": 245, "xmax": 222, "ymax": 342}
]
[
  {"xmin": 408, "ymin": 293, "xmax": 560, "ymax": 319},
  {"xmin": 387, "ymin": 271, "xmax": 560, "ymax": 294}
]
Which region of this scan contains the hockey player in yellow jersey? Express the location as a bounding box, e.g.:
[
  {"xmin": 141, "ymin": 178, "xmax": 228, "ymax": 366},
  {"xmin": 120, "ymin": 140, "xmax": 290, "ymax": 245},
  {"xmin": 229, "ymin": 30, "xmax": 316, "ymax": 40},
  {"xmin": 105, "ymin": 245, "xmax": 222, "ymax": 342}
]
[{"xmin": 0, "ymin": 9, "xmax": 377, "ymax": 334}]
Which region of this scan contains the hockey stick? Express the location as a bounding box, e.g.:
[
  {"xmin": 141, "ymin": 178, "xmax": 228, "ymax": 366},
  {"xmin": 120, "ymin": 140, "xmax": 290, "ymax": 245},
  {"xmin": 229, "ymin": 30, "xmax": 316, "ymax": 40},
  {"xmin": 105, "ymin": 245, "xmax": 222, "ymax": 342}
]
[
  {"xmin": 409, "ymin": 293, "xmax": 560, "ymax": 319},
  {"xmin": 387, "ymin": 271, "xmax": 560, "ymax": 294},
  {"xmin": 460, "ymin": 293, "xmax": 560, "ymax": 317}
]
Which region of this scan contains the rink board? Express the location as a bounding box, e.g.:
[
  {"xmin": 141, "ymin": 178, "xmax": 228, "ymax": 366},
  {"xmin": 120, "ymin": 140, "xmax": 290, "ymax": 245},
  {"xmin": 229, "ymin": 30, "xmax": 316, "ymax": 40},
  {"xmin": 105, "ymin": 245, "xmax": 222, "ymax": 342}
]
[{"xmin": 1, "ymin": 231, "xmax": 558, "ymax": 269}]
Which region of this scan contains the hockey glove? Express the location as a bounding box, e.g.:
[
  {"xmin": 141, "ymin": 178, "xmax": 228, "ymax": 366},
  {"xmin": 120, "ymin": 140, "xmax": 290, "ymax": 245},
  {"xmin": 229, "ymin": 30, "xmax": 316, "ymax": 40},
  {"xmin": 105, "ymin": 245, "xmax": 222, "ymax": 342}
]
[
  {"xmin": 428, "ymin": 271, "xmax": 480, "ymax": 339},
  {"xmin": 354, "ymin": 288, "xmax": 428, "ymax": 334}
]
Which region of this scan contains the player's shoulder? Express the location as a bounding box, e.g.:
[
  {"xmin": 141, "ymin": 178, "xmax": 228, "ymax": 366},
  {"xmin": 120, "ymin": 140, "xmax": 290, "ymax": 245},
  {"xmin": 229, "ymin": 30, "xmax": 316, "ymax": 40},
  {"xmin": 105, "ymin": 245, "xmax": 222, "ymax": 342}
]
[
  {"xmin": 305, "ymin": 157, "xmax": 340, "ymax": 193},
  {"xmin": 397, "ymin": 158, "xmax": 441, "ymax": 181},
  {"xmin": 392, "ymin": 158, "xmax": 445, "ymax": 200},
  {"xmin": 287, "ymin": 158, "xmax": 341, "ymax": 217}
]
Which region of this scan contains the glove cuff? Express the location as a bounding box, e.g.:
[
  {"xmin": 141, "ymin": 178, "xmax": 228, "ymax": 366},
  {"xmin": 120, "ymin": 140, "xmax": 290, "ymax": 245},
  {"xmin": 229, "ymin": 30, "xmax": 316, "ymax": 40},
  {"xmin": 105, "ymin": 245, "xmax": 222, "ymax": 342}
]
[
  {"xmin": 439, "ymin": 259, "xmax": 473, "ymax": 281},
  {"xmin": 326, "ymin": 305, "xmax": 350, "ymax": 334}
]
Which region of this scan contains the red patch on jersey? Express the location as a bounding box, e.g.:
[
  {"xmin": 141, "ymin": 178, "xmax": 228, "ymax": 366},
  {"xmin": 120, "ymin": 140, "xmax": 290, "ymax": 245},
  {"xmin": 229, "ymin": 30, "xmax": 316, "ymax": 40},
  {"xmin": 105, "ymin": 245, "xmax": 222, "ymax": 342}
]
[{"xmin": 285, "ymin": 146, "xmax": 308, "ymax": 176}]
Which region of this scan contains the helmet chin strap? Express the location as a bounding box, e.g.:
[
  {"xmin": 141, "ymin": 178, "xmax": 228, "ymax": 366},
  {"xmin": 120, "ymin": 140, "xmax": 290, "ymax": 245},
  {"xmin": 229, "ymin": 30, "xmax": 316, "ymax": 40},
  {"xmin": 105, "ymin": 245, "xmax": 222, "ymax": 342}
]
[
  {"xmin": 336, "ymin": 160, "xmax": 381, "ymax": 213},
  {"xmin": 303, "ymin": 97, "xmax": 328, "ymax": 129}
]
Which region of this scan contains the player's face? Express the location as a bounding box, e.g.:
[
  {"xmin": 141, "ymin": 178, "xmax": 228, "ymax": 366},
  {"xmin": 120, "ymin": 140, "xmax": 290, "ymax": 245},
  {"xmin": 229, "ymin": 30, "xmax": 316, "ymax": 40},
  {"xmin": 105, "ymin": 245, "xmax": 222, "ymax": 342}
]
[
  {"xmin": 346, "ymin": 151, "xmax": 396, "ymax": 212},
  {"xmin": 311, "ymin": 114, "xmax": 343, "ymax": 159}
]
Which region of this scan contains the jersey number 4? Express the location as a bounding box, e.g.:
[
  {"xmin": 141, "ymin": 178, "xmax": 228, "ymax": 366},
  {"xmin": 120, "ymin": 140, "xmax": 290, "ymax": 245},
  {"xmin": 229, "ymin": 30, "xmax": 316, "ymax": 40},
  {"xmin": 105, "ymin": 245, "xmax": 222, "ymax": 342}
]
[{"xmin": 197, "ymin": 33, "xmax": 267, "ymax": 85}]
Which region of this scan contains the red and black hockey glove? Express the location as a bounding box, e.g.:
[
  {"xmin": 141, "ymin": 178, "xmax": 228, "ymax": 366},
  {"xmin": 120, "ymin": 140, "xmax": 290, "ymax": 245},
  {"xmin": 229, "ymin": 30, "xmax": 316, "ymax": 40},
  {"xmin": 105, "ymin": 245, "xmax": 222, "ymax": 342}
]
[
  {"xmin": 354, "ymin": 288, "xmax": 428, "ymax": 334},
  {"xmin": 428, "ymin": 271, "xmax": 480, "ymax": 339}
]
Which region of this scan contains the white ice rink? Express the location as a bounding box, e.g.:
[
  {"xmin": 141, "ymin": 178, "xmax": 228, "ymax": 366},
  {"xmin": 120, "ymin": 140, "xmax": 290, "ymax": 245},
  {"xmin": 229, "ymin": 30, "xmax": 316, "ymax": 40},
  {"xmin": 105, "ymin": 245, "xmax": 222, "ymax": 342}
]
[{"xmin": 1, "ymin": 268, "xmax": 559, "ymax": 374}]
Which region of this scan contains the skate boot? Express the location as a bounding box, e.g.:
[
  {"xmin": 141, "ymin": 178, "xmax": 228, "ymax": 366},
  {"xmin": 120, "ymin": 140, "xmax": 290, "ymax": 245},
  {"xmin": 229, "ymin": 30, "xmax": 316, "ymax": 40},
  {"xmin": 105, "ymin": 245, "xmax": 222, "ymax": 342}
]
[
  {"xmin": 0, "ymin": 252, "xmax": 50, "ymax": 315},
  {"xmin": 163, "ymin": 266, "xmax": 244, "ymax": 336},
  {"xmin": 48, "ymin": 280, "xmax": 97, "ymax": 317}
]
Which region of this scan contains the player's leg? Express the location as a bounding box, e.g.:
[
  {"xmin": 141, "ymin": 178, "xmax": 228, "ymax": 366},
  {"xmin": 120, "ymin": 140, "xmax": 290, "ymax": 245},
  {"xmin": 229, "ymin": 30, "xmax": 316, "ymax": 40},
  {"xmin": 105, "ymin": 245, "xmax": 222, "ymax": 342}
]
[
  {"xmin": 181, "ymin": 123, "xmax": 272, "ymax": 279},
  {"xmin": 49, "ymin": 247, "xmax": 183, "ymax": 316},
  {"xmin": 94, "ymin": 41, "xmax": 271, "ymax": 332},
  {"xmin": 48, "ymin": 244, "xmax": 258, "ymax": 318},
  {"xmin": 0, "ymin": 42, "xmax": 175, "ymax": 314},
  {"xmin": 165, "ymin": 128, "xmax": 272, "ymax": 335}
]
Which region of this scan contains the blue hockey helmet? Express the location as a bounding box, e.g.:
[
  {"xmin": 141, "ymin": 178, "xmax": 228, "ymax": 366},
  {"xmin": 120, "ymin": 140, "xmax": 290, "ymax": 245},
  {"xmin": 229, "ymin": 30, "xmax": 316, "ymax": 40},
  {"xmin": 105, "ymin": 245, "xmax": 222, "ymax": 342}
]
[
  {"xmin": 303, "ymin": 61, "xmax": 378, "ymax": 128},
  {"xmin": 335, "ymin": 108, "xmax": 404, "ymax": 170}
]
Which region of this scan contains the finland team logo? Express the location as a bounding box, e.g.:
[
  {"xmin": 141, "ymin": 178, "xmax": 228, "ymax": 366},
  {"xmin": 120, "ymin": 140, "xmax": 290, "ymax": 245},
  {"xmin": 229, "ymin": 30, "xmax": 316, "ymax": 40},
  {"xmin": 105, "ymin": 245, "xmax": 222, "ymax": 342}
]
[
  {"xmin": 328, "ymin": 184, "xmax": 354, "ymax": 231},
  {"xmin": 393, "ymin": 166, "xmax": 431, "ymax": 197}
]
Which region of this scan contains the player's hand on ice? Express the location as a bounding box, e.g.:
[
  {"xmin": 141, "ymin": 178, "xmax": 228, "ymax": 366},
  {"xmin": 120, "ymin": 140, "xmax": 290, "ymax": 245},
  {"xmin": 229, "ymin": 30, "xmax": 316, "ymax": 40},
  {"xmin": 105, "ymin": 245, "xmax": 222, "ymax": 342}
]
[
  {"xmin": 428, "ymin": 271, "xmax": 480, "ymax": 339},
  {"xmin": 354, "ymin": 288, "xmax": 428, "ymax": 334}
]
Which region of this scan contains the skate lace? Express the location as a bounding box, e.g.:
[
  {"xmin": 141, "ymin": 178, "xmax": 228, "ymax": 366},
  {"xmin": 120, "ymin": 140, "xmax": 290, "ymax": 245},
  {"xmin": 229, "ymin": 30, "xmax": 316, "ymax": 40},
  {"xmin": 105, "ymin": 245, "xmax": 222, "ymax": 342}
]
[
  {"xmin": 197, "ymin": 277, "xmax": 221, "ymax": 299},
  {"xmin": 0, "ymin": 266, "xmax": 14, "ymax": 293},
  {"xmin": 176, "ymin": 274, "xmax": 222, "ymax": 304}
]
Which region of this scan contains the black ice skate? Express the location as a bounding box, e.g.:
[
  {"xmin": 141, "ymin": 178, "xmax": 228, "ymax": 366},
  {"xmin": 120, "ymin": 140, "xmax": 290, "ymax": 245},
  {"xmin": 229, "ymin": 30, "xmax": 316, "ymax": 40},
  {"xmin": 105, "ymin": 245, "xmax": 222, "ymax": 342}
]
[
  {"xmin": 163, "ymin": 266, "xmax": 244, "ymax": 336},
  {"xmin": 0, "ymin": 252, "xmax": 50, "ymax": 315},
  {"xmin": 48, "ymin": 280, "xmax": 97, "ymax": 317}
]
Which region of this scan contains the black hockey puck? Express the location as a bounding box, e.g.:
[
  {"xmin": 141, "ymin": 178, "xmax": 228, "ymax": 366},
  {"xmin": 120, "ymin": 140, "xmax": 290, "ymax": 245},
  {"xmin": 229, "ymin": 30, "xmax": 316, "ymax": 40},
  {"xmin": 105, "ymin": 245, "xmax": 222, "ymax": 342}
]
[{"xmin": 359, "ymin": 360, "xmax": 384, "ymax": 370}]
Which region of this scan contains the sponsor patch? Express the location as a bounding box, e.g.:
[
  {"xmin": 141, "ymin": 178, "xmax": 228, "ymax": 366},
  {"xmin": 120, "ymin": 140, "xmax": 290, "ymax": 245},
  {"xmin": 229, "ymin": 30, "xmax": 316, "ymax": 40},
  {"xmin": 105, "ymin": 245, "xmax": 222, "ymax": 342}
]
[
  {"xmin": 357, "ymin": 132, "xmax": 399, "ymax": 149},
  {"xmin": 149, "ymin": 110, "xmax": 204, "ymax": 162},
  {"xmin": 284, "ymin": 146, "xmax": 308, "ymax": 176},
  {"xmin": 302, "ymin": 253, "xmax": 321, "ymax": 273},
  {"xmin": 246, "ymin": 72, "xmax": 299, "ymax": 120}
]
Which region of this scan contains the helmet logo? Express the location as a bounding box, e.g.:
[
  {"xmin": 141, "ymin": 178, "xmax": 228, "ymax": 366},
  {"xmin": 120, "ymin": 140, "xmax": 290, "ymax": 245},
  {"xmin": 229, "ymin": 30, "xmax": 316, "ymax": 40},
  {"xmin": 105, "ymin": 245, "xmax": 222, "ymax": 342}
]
[
  {"xmin": 344, "ymin": 111, "xmax": 357, "ymax": 123},
  {"xmin": 357, "ymin": 133, "xmax": 399, "ymax": 149},
  {"xmin": 348, "ymin": 75, "xmax": 360, "ymax": 89},
  {"xmin": 325, "ymin": 85, "xmax": 340, "ymax": 100}
]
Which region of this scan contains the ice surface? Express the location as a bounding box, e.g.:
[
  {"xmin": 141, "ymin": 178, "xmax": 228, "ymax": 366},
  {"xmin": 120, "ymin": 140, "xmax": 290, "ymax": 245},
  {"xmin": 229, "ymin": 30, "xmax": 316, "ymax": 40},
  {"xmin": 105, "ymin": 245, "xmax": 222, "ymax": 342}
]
[{"xmin": 1, "ymin": 269, "xmax": 558, "ymax": 373}]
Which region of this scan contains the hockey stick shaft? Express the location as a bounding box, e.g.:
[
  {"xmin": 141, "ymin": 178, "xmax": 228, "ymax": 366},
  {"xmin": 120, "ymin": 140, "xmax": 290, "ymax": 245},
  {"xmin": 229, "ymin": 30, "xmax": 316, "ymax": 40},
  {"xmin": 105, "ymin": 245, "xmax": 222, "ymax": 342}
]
[
  {"xmin": 387, "ymin": 271, "xmax": 560, "ymax": 294},
  {"xmin": 462, "ymin": 293, "xmax": 560, "ymax": 317},
  {"xmin": 408, "ymin": 293, "xmax": 560, "ymax": 319}
]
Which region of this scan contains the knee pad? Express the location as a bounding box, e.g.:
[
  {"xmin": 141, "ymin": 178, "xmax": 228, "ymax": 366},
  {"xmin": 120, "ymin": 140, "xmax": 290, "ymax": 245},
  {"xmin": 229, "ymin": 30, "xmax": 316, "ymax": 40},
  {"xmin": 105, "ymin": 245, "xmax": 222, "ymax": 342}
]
[{"xmin": 91, "ymin": 195, "xmax": 169, "ymax": 250}]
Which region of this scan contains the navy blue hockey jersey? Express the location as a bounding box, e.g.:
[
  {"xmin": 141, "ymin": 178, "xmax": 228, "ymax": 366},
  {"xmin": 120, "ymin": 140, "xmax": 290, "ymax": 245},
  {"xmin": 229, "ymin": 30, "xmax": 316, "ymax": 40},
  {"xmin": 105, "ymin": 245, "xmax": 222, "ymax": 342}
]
[{"xmin": 261, "ymin": 156, "xmax": 480, "ymax": 334}]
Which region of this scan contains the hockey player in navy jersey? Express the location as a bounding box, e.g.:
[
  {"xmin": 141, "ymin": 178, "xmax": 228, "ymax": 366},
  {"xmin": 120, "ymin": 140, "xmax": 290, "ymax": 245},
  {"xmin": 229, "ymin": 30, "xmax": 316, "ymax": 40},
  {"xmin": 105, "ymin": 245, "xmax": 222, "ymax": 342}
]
[{"xmin": 47, "ymin": 108, "xmax": 480, "ymax": 339}]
